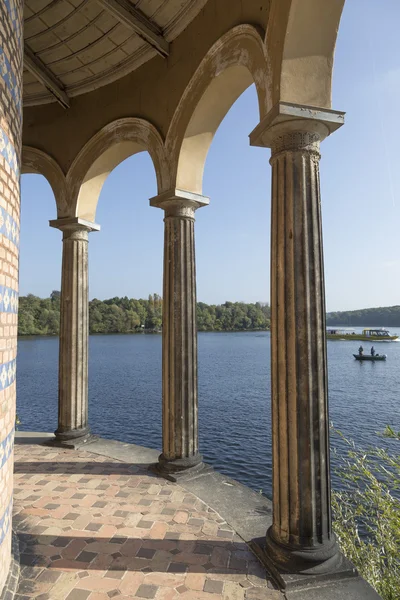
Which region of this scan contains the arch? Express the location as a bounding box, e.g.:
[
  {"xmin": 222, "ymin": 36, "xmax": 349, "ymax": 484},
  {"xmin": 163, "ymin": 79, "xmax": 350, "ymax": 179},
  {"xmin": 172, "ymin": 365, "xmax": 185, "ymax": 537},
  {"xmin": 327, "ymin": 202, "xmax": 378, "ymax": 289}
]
[
  {"xmin": 166, "ymin": 25, "xmax": 271, "ymax": 196},
  {"xmin": 266, "ymin": 0, "xmax": 345, "ymax": 108},
  {"xmin": 67, "ymin": 118, "xmax": 169, "ymax": 222},
  {"xmin": 21, "ymin": 146, "xmax": 68, "ymax": 217}
]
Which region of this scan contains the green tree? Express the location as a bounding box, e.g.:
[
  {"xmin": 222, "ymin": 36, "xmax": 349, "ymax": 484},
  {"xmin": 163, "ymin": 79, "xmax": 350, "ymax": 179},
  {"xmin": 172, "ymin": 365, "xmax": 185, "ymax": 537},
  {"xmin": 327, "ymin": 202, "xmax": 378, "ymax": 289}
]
[{"xmin": 18, "ymin": 293, "xmax": 273, "ymax": 335}]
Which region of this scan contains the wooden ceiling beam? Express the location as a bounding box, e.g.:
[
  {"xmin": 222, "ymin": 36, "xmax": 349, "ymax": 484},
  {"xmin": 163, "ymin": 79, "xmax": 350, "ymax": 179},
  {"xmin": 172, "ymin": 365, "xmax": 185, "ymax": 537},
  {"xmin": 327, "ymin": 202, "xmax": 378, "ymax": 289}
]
[
  {"xmin": 24, "ymin": 46, "xmax": 70, "ymax": 109},
  {"xmin": 97, "ymin": 0, "xmax": 169, "ymax": 57}
]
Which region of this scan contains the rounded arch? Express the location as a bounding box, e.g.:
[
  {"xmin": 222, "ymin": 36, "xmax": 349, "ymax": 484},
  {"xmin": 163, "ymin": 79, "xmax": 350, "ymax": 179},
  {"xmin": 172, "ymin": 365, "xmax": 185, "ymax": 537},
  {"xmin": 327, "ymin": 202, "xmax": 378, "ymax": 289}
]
[
  {"xmin": 266, "ymin": 0, "xmax": 345, "ymax": 108},
  {"xmin": 166, "ymin": 25, "xmax": 271, "ymax": 196},
  {"xmin": 21, "ymin": 146, "xmax": 68, "ymax": 217},
  {"xmin": 67, "ymin": 118, "xmax": 169, "ymax": 222}
]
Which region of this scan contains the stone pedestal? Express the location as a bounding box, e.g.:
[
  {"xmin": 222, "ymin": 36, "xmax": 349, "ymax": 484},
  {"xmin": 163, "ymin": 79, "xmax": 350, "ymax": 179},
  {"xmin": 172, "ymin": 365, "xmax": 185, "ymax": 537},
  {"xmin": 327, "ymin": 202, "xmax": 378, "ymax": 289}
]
[
  {"xmin": 151, "ymin": 190, "xmax": 209, "ymax": 478},
  {"xmin": 250, "ymin": 104, "xmax": 346, "ymax": 579},
  {"xmin": 50, "ymin": 218, "xmax": 100, "ymax": 446}
]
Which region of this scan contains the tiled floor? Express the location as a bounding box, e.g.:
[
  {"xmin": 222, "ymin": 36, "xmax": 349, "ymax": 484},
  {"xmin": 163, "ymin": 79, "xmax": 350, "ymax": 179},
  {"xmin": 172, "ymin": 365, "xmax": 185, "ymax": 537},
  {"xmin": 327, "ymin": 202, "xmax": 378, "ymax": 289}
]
[{"xmin": 13, "ymin": 445, "xmax": 280, "ymax": 600}]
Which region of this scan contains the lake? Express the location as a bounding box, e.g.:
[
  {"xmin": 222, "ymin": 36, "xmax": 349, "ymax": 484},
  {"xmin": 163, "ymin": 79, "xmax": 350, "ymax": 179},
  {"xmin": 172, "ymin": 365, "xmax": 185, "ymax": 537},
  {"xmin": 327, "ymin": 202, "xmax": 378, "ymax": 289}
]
[{"xmin": 16, "ymin": 331, "xmax": 400, "ymax": 497}]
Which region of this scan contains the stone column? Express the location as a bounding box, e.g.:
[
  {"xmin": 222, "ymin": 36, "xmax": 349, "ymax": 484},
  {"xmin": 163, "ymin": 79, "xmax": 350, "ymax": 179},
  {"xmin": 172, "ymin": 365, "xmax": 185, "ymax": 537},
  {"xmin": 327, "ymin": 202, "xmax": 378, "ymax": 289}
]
[
  {"xmin": 0, "ymin": 1, "xmax": 23, "ymax": 596},
  {"xmin": 150, "ymin": 190, "xmax": 209, "ymax": 477},
  {"xmin": 250, "ymin": 104, "xmax": 345, "ymax": 575},
  {"xmin": 50, "ymin": 217, "xmax": 100, "ymax": 446}
]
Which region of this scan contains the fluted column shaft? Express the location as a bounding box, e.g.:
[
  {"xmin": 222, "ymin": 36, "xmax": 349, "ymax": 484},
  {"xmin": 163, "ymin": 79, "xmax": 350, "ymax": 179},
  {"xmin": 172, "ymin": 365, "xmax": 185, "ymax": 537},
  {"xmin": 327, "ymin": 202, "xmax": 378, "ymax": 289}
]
[
  {"xmin": 50, "ymin": 218, "xmax": 99, "ymax": 444},
  {"xmin": 250, "ymin": 106, "xmax": 345, "ymax": 574},
  {"xmin": 151, "ymin": 191, "xmax": 209, "ymax": 475},
  {"xmin": 265, "ymin": 127, "xmax": 340, "ymax": 571},
  {"xmin": 163, "ymin": 203, "xmax": 198, "ymax": 464}
]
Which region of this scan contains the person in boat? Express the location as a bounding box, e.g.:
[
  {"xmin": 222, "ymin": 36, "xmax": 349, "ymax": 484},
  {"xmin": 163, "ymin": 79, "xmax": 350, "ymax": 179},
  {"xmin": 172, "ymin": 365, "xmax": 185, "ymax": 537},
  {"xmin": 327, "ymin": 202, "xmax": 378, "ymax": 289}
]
[
  {"xmin": 371, "ymin": 346, "xmax": 375, "ymax": 356},
  {"xmin": 358, "ymin": 345, "xmax": 364, "ymax": 356}
]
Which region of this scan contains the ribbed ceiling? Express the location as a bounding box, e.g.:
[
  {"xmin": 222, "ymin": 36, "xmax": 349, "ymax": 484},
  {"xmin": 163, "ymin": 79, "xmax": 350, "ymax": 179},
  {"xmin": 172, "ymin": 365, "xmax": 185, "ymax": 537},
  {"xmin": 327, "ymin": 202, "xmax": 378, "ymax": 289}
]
[{"xmin": 23, "ymin": 0, "xmax": 207, "ymax": 107}]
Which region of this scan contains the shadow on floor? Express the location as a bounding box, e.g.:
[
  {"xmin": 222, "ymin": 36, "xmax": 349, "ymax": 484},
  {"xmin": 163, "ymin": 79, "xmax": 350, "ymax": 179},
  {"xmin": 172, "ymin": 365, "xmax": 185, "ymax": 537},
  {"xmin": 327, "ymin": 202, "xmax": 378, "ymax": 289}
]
[
  {"xmin": 17, "ymin": 532, "xmax": 262, "ymax": 577},
  {"xmin": 14, "ymin": 461, "xmax": 155, "ymax": 477}
]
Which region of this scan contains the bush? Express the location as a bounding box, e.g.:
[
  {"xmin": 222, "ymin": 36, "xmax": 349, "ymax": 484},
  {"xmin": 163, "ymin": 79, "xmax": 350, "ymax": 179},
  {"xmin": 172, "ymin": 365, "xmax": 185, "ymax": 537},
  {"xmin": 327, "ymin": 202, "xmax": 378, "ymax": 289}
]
[{"xmin": 332, "ymin": 428, "xmax": 400, "ymax": 600}]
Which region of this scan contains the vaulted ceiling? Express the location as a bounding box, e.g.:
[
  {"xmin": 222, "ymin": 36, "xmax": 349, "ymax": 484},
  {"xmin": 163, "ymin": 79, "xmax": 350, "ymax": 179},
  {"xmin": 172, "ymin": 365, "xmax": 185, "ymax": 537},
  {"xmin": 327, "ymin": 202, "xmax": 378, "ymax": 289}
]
[{"xmin": 23, "ymin": 0, "xmax": 208, "ymax": 108}]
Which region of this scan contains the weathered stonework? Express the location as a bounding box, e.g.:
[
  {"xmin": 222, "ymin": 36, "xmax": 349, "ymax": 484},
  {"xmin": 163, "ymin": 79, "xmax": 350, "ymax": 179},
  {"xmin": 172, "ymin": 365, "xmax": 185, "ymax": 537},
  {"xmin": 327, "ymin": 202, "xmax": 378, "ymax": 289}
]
[
  {"xmin": 266, "ymin": 126, "xmax": 339, "ymax": 569},
  {"xmin": 151, "ymin": 191, "xmax": 209, "ymax": 476},
  {"xmin": 0, "ymin": 1, "xmax": 23, "ymax": 594},
  {"xmin": 250, "ymin": 106, "xmax": 345, "ymax": 581},
  {"xmin": 49, "ymin": 218, "xmax": 99, "ymax": 446}
]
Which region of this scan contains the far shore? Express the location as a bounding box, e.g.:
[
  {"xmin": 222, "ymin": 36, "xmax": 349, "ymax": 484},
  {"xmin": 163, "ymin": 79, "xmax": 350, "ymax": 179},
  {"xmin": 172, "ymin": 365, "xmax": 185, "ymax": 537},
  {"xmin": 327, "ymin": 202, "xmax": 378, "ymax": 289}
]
[{"xmin": 18, "ymin": 328, "xmax": 271, "ymax": 338}]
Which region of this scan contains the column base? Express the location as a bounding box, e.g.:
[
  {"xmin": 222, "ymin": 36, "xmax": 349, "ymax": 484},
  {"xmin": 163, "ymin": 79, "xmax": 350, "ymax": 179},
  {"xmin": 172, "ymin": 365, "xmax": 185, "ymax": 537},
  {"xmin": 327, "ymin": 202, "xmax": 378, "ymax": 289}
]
[
  {"xmin": 49, "ymin": 427, "xmax": 95, "ymax": 449},
  {"xmin": 250, "ymin": 528, "xmax": 357, "ymax": 591},
  {"xmin": 150, "ymin": 453, "xmax": 210, "ymax": 482},
  {"xmin": 265, "ymin": 526, "xmax": 341, "ymax": 575}
]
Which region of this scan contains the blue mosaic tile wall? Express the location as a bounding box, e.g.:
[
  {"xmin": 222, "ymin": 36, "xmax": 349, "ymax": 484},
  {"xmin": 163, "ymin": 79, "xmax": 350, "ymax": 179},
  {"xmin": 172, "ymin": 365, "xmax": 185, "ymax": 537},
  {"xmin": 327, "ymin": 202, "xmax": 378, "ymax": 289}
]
[
  {"xmin": 3, "ymin": 1, "xmax": 21, "ymax": 40},
  {"xmin": 0, "ymin": 498, "xmax": 12, "ymax": 546},
  {"xmin": 0, "ymin": 125, "xmax": 19, "ymax": 177},
  {"xmin": 0, "ymin": 359, "xmax": 16, "ymax": 391},
  {"xmin": 0, "ymin": 204, "xmax": 19, "ymax": 247},
  {"xmin": 0, "ymin": 286, "xmax": 18, "ymax": 314},
  {"xmin": 0, "ymin": 48, "xmax": 22, "ymax": 121},
  {"xmin": 0, "ymin": 0, "xmax": 23, "ymax": 148},
  {"xmin": 0, "ymin": 428, "xmax": 14, "ymax": 471},
  {"xmin": 0, "ymin": 0, "xmax": 22, "ymax": 591}
]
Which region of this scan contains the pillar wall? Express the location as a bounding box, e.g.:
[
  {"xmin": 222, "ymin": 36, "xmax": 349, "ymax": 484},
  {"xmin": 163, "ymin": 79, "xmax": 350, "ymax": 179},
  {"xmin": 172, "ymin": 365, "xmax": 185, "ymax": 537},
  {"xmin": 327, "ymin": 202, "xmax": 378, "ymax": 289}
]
[{"xmin": 0, "ymin": 0, "xmax": 23, "ymax": 593}]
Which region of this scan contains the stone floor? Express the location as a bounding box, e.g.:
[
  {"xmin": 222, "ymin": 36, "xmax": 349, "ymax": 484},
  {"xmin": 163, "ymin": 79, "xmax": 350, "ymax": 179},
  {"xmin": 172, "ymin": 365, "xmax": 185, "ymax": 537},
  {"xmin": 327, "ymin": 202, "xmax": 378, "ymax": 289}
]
[{"xmin": 13, "ymin": 444, "xmax": 281, "ymax": 600}]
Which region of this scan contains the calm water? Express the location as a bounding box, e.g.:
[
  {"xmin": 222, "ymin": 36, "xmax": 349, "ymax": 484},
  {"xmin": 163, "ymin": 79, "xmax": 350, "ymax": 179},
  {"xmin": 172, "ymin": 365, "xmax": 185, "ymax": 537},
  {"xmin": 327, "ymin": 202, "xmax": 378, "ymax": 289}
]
[{"xmin": 16, "ymin": 332, "xmax": 400, "ymax": 497}]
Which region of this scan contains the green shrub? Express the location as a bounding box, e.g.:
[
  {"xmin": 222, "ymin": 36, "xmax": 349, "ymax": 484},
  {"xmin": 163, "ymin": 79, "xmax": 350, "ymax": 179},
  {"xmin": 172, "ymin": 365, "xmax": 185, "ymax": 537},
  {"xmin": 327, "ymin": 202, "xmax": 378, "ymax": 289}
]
[{"xmin": 332, "ymin": 429, "xmax": 400, "ymax": 600}]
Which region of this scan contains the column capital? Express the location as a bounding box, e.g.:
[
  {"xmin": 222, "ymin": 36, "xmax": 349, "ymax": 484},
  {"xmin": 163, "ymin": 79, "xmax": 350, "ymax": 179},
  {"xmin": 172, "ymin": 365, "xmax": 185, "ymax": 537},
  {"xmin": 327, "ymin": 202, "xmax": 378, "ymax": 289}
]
[
  {"xmin": 249, "ymin": 102, "xmax": 345, "ymax": 149},
  {"xmin": 49, "ymin": 217, "xmax": 101, "ymax": 233},
  {"xmin": 150, "ymin": 188, "xmax": 209, "ymax": 218}
]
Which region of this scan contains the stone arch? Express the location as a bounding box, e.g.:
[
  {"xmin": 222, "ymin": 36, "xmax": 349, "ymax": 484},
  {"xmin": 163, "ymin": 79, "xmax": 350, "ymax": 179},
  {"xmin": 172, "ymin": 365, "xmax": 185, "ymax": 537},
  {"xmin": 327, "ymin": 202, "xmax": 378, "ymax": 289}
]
[
  {"xmin": 166, "ymin": 25, "xmax": 271, "ymax": 196},
  {"xmin": 21, "ymin": 146, "xmax": 68, "ymax": 217},
  {"xmin": 266, "ymin": 0, "xmax": 345, "ymax": 108},
  {"xmin": 67, "ymin": 118, "xmax": 169, "ymax": 222}
]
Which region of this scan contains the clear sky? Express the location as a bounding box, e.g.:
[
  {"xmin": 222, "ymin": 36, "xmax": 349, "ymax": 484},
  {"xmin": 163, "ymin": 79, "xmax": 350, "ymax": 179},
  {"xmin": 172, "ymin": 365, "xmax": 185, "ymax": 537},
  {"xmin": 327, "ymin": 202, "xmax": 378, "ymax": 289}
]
[{"xmin": 20, "ymin": 0, "xmax": 400, "ymax": 312}]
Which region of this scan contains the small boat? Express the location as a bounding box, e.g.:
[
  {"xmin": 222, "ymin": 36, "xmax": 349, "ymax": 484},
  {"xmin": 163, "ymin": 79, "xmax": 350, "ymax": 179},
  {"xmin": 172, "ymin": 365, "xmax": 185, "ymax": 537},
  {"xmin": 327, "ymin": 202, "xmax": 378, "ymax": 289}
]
[
  {"xmin": 353, "ymin": 353, "xmax": 387, "ymax": 361},
  {"xmin": 327, "ymin": 328, "xmax": 398, "ymax": 341}
]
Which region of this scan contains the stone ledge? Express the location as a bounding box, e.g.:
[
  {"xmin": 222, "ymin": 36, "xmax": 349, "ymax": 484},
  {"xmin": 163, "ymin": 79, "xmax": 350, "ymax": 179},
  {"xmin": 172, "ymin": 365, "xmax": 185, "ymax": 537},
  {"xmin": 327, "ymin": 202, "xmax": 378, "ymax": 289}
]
[
  {"xmin": 15, "ymin": 432, "xmax": 55, "ymax": 445},
  {"xmin": 284, "ymin": 576, "xmax": 382, "ymax": 599}
]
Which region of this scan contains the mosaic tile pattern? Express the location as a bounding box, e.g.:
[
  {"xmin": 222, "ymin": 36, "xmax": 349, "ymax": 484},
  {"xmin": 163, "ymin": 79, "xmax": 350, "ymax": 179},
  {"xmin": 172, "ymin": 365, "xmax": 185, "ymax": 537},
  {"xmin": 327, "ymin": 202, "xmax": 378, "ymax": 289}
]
[
  {"xmin": 0, "ymin": 285, "xmax": 18, "ymax": 313},
  {"xmin": 0, "ymin": 49, "xmax": 22, "ymax": 120},
  {"xmin": 0, "ymin": 2, "xmax": 23, "ymax": 151},
  {"xmin": 0, "ymin": 358, "xmax": 16, "ymax": 391},
  {"xmin": 0, "ymin": 204, "xmax": 20, "ymax": 247},
  {"xmin": 0, "ymin": 125, "xmax": 19, "ymax": 176},
  {"xmin": 13, "ymin": 445, "xmax": 282, "ymax": 600},
  {"xmin": 3, "ymin": 0, "xmax": 22, "ymax": 42},
  {"xmin": 0, "ymin": 427, "xmax": 14, "ymax": 470},
  {"xmin": 0, "ymin": 0, "xmax": 22, "ymax": 593},
  {"xmin": 0, "ymin": 497, "xmax": 12, "ymax": 546}
]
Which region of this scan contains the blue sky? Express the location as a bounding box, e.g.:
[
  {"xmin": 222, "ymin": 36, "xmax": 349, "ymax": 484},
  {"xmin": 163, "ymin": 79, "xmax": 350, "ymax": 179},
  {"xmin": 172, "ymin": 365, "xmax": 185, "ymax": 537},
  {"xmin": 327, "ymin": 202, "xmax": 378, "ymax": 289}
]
[{"xmin": 20, "ymin": 0, "xmax": 400, "ymax": 312}]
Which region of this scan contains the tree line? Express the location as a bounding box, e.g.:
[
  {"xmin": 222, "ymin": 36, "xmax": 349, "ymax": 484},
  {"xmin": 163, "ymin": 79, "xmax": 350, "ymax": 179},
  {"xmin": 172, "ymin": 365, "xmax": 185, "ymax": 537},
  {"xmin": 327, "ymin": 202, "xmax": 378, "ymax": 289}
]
[
  {"xmin": 17, "ymin": 292, "xmax": 271, "ymax": 335},
  {"xmin": 18, "ymin": 294, "xmax": 400, "ymax": 336},
  {"xmin": 326, "ymin": 306, "xmax": 400, "ymax": 327}
]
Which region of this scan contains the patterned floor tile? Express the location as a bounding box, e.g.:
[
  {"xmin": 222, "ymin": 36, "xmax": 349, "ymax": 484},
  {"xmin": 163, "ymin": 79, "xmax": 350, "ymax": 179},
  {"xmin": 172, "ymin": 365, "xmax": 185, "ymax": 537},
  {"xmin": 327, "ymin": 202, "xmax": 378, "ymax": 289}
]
[{"xmin": 13, "ymin": 445, "xmax": 281, "ymax": 600}]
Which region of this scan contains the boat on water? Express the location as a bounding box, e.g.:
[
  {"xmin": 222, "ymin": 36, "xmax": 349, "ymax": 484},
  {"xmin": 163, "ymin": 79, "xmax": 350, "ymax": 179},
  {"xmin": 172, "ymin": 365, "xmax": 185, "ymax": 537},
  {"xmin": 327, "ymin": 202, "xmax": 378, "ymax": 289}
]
[
  {"xmin": 327, "ymin": 328, "xmax": 398, "ymax": 341},
  {"xmin": 353, "ymin": 353, "xmax": 387, "ymax": 361}
]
